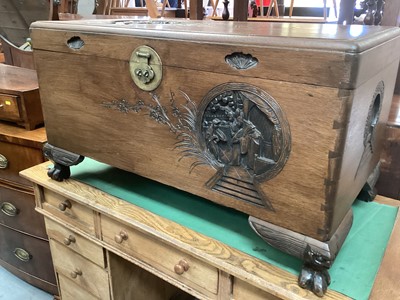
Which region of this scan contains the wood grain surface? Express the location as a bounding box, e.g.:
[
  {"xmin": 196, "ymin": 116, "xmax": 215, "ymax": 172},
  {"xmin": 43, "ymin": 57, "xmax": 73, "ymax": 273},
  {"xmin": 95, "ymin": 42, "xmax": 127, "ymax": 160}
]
[
  {"xmin": 30, "ymin": 25, "xmax": 400, "ymax": 90},
  {"xmin": 30, "ymin": 22, "xmax": 400, "ymax": 242},
  {"xmin": 0, "ymin": 122, "xmax": 46, "ymax": 147},
  {"xmin": 21, "ymin": 162, "xmax": 349, "ymax": 300},
  {"xmin": 50, "ymin": 239, "xmax": 111, "ymax": 299},
  {"xmin": 0, "ymin": 64, "xmax": 38, "ymax": 92},
  {"xmin": 369, "ymin": 209, "xmax": 400, "ymax": 300}
]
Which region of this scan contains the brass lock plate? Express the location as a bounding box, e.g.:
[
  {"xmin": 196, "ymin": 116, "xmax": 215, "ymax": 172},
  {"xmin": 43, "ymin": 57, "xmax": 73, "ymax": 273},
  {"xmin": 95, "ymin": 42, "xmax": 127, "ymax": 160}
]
[{"xmin": 130, "ymin": 45, "xmax": 162, "ymax": 91}]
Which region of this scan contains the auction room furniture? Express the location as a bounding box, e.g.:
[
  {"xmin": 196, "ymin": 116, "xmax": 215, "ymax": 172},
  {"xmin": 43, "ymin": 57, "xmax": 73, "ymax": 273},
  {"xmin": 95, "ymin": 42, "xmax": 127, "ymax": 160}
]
[
  {"xmin": 0, "ymin": 64, "xmax": 43, "ymax": 130},
  {"xmin": 20, "ymin": 161, "xmax": 400, "ymax": 300},
  {"xmin": 376, "ymin": 94, "xmax": 400, "ymax": 199},
  {"xmin": 30, "ymin": 20, "xmax": 400, "ymax": 296},
  {"xmin": 289, "ymin": 0, "xmax": 337, "ymax": 20},
  {"xmin": 0, "ymin": 123, "xmax": 57, "ymax": 294}
]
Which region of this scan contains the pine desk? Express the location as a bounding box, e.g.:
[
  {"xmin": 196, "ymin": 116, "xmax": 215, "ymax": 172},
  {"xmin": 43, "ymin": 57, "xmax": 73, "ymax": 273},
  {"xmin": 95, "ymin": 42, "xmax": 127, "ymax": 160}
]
[{"xmin": 20, "ymin": 161, "xmax": 399, "ymax": 300}]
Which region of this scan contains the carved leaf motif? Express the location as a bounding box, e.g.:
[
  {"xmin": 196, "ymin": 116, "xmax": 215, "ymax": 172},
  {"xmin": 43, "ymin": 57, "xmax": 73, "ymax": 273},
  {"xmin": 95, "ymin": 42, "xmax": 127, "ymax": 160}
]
[{"xmin": 225, "ymin": 52, "xmax": 259, "ymax": 70}]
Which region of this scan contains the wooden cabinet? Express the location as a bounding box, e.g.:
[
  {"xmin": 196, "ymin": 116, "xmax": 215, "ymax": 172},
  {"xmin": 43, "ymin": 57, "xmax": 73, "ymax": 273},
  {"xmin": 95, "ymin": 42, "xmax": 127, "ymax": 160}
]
[
  {"xmin": 0, "ymin": 64, "xmax": 43, "ymax": 130},
  {"xmin": 376, "ymin": 94, "xmax": 400, "ymax": 199},
  {"xmin": 22, "ymin": 162, "xmax": 354, "ymax": 300},
  {"xmin": 101, "ymin": 215, "xmax": 219, "ymax": 297},
  {"xmin": 0, "ymin": 122, "xmax": 57, "ymax": 294}
]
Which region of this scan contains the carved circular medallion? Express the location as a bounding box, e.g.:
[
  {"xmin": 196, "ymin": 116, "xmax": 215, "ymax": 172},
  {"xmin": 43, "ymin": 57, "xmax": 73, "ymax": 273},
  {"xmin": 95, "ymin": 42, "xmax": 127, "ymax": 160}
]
[{"xmin": 197, "ymin": 83, "xmax": 291, "ymax": 182}]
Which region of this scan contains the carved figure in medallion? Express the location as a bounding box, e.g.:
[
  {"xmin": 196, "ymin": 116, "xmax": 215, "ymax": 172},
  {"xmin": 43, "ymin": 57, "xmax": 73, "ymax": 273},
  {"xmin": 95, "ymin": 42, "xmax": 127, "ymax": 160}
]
[{"xmin": 197, "ymin": 84, "xmax": 291, "ymax": 209}]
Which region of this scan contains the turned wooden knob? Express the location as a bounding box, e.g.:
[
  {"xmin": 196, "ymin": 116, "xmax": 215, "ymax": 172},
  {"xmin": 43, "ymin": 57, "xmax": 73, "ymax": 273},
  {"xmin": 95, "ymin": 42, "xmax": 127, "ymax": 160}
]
[
  {"xmin": 174, "ymin": 259, "xmax": 189, "ymax": 275},
  {"xmin": 58, "ymin": 200, "xmax": 72, "ymax": 211},
  {"xmin": 114, "ymin": 230, "xmax": 128, "ymax": 244},
  {"xmin": 63, "ymin": 235, "xmax": 76, "ymax": 245},
  {"xmin": 70, "ymin": 268, "xmax": 82, "ymax": 279}
]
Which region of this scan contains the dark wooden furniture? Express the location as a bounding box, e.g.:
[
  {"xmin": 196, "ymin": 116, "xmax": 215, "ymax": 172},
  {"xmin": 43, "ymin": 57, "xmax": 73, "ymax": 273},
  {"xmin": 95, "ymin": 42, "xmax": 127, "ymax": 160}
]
[
  {"xmin": 31, "ymin": 20, "xmax": 400, "ymax": 295},
  {"xmin": 0, "ymin": 64, "xmax": 43, "ymax": 130},
  {"xmin": 0, "ymin": 122, "xmax": 57, "ymax": 294},
  {"xmin": 376, "ymin": 94, "xmax": 400, "ymax": 199}
]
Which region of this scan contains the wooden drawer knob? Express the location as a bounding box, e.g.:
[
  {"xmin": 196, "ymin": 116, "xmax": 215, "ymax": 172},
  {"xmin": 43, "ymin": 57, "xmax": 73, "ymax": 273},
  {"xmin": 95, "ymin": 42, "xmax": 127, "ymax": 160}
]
[
  {"xmin": 114, "ymin": 230, "xmax": 128, "ymax": 244},
  {"xmin": 174, "ymin": 259, "xmax": 190, "ymax": 275},
  {"xmin": 0, "ymin": 154, "xmax": 8, "ymax": 169},
  {"xmin": 63, "ymin": 235, "xmax": 76, "ymax": 246},
  {"xmin": 58, "ymin": 199, "xmax": 72, "ymax": 211},
  {"xmin": 70, "ymin": 268, "xmax": 82, "ymax": 279}
]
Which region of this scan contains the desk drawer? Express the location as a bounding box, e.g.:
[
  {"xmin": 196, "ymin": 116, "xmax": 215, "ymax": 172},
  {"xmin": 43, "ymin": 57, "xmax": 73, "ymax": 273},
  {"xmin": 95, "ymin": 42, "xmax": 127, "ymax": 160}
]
[
  {"xmin": 42, "ymin": 189, "xmax": 95, "ymax": 235},
  {"xmin": 0, "ymin": 225, "xmax": 56, "ymax": 284},
  {"xmin": 0, "ymin": 141, "xmax": 44, "ymax": 186},
  {"xmin": 58, "ymin": 273, "xmax": 99, "ymax": 300},
  {"xmin": 233, "ymin": 279, "xmax": 280, "ymax": 300},
  {"xmin": 0, "ymin": 94, "xmax": 21, "ymax": 121},
  {"xmin": 50, "ymin": 239, "xmax": 110, "ymax": 300},
  {"xmin": 101, "ymin": 215, "xmax": 218, "ymax": 296},
  {"xmin": 0, "ymin": 183, "xmax": 47, "ymax": 238},
  {"xmin": 45, "ymin": 217, "xmax": 105, "ymax": 268}
]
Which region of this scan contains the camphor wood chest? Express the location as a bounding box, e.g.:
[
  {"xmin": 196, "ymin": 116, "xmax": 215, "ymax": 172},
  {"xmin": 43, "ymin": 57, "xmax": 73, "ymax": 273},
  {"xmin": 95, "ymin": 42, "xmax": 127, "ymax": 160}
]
[{"xmin": 30, "ymin": 19, "xmax": 400, "ymax": 293}]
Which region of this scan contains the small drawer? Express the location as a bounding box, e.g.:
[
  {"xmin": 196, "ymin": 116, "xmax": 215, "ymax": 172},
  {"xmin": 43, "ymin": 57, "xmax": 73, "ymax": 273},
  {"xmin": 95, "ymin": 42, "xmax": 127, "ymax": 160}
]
[
  {"xmin": 0, "ymin": 94, "xmax": 21, "ymax": 121},
  {"xmin": 233, "ymin": 279, "xmax": 280, "ymax": 300},
  {"xmin": 58, "ymin": 273, "xmax": 99, "ymax": 300},
  {"xmin": 0, "ymin": 224, "xmax": 56, "ymax": 284},
  {"xmin": 0, "ymin": 141, "xmax": 44, "ymax": 186},
  {"xmin": 42, "ymin": 188, "xmax": 95, "ymax": 235},
  {"xmin": 0, "ymin": 184, "xmax": 47, "ymax": 239},
  {"xmin": 45, "ymin": 217, "xmax": 105, "ymax": 268},
  {"xmin": 101, "ymin": 215, "xmax": 218, "ymax": 296},
  {"xmin": 50, "ymin": 239, "xmax": 110, "ymax": 300}
]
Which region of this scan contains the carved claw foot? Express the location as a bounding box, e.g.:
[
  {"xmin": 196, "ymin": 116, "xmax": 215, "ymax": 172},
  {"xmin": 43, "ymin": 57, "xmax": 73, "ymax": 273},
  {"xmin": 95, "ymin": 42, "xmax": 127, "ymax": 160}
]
[
  {"xmin": 249, "ymin": 214, "xmax": 353, "ymax": 297},
  {"xmin": 43, "ymin": 143, "xmax": 84, "ymax": 181},
  {"xmin": 47, "ymin": 163, "xmax": 71, "ymax": 182},
  {"xmin": 298, "ymin": 245, "xmax": 332, "ymax": 297}
]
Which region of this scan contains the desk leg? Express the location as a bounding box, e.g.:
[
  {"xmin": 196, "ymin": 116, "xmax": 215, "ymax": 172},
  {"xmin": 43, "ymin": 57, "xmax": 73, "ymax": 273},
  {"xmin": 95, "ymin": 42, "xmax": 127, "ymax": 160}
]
[
  {"xmin": 249, "ymin": 209, "xmax": 353, "ymax": 297},
  {"xmin": 43, "ymin": 143, "xmax": 84, "ymax": 181}
]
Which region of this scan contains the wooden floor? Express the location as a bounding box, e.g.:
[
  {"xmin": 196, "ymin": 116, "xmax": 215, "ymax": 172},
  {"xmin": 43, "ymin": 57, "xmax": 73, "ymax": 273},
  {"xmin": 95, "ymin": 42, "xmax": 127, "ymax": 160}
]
[{"xmin": 0, "ymin": 266, "xmax": 53, "ymax": 300}]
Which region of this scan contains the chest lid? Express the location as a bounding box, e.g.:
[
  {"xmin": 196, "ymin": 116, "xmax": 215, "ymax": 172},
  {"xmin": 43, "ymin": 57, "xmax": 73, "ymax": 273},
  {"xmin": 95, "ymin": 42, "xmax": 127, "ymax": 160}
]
[{"xmin": 30, "ymin": 19, "xmax": 400, "ymax": 89}]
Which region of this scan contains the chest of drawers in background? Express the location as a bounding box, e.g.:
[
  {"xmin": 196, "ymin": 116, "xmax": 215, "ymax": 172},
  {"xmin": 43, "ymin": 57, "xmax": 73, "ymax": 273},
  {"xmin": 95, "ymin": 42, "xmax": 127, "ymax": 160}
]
[
  {"xmin": 0, "ymin": 122, "xmax": 57, "ymax": 294},
  {"xmin": 0, "ymin": 64, "xmax": 44, "ymax": 130}
]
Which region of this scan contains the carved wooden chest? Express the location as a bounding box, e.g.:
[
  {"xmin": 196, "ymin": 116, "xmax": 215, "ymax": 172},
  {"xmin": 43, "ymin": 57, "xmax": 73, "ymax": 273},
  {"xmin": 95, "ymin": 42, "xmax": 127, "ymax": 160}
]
[{"xmin": 31, "ymin": 19, "xmax": 400, "ymax": 294}]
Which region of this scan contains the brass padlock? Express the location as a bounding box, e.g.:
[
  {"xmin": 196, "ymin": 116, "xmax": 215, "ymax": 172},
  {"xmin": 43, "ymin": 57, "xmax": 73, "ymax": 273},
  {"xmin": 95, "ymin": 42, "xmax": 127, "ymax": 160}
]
[{"xmin": 130, "ymin": 46, "xmax": 162, "ymax": 91}]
